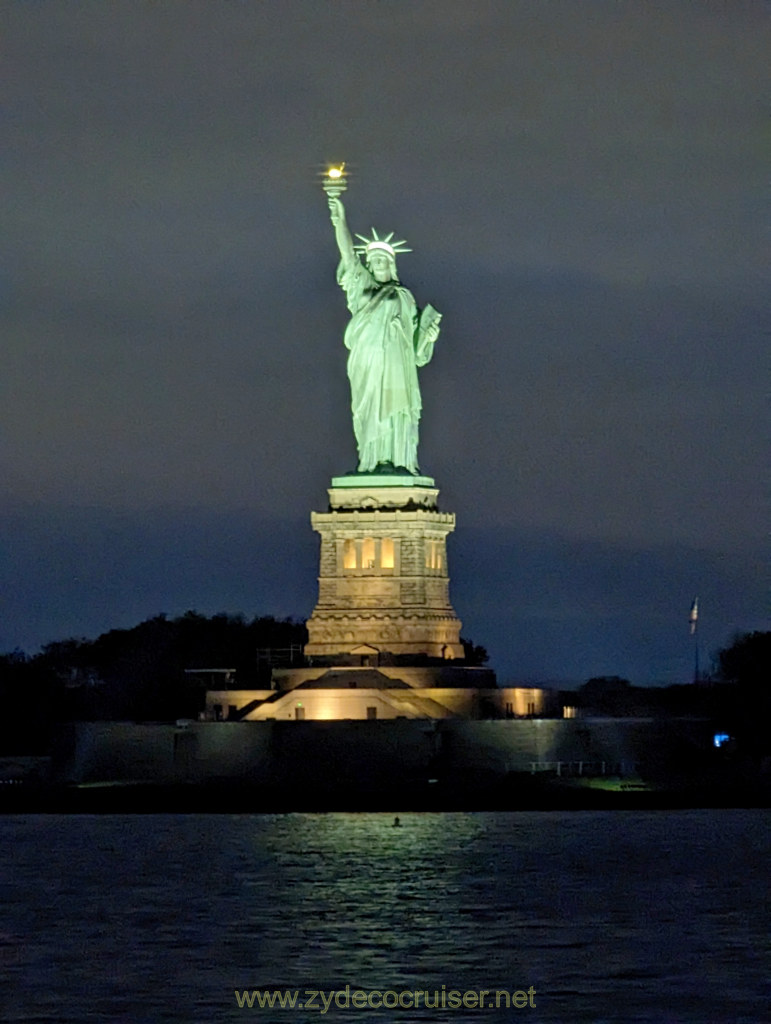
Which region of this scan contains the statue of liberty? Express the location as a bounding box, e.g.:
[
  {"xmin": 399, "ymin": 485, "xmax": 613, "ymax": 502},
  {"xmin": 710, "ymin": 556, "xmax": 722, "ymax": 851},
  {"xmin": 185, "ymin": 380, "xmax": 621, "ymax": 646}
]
[{"xmin": 326, "ymin": 187, "xmax": 441, "ymax": 475}]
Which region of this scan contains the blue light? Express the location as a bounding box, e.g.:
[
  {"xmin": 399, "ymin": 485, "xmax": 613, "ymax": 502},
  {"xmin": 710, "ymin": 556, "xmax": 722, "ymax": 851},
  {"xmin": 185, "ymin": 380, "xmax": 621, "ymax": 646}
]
[{"xmin": 713, "ymin": 732, "xmax": 731, "ymax": 748}]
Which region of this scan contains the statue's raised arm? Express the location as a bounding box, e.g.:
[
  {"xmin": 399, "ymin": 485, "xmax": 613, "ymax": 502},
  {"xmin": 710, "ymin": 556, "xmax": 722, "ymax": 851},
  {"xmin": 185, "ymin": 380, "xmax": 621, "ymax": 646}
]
[
  {"xmin": 328, "ymin": 196, "xmax": 355, "ymax": 266},
  {"xmin": 322, "ymin": 170, "xmax": 441, "ymax": 476}
]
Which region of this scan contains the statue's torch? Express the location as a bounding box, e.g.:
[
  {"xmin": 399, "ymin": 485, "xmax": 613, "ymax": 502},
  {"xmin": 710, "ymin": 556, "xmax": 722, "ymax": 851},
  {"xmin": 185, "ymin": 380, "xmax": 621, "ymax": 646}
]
[{"xmin": 322, "ymin": 164, "xmax": 347, "ymax": 198}]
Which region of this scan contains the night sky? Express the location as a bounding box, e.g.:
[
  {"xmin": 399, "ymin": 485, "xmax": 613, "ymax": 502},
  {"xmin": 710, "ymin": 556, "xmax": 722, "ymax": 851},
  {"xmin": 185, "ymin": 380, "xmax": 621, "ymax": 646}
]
[{"xmin": 3, "ymin": 1, "xmax": 767, "ymax": 683}]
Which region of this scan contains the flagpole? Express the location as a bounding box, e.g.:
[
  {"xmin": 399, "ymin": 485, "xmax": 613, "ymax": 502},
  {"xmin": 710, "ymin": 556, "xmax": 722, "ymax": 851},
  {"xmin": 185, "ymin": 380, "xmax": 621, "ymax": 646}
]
[{"xmin": 689, "ymin": 597, "xmax": 699, "ymax": 683}]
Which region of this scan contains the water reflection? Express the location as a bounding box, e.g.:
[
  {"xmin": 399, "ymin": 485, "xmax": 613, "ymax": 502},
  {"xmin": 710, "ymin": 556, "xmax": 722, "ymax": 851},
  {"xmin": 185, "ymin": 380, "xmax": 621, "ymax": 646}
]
[{"xmin": 2, "ymin": 811, "xmax": 769, "ymax": 1023}]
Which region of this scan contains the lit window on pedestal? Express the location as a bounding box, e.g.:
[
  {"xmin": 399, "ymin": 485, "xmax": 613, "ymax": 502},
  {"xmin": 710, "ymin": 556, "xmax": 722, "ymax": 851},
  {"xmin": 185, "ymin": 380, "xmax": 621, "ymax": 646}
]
[
  {"xmin": 381, "ymin": 537, "xmax": 395, "ymax": 568},
  {"xmin": 426, "ymin": 539, "xmax": 442, "ymax": 570},
  {"xmin": 362, "ymin": 537, "xmax": 375, "ymax": 569},
  {"xmin": 343, "ymin": 539, "xmax": 357, "ymax": 570}
]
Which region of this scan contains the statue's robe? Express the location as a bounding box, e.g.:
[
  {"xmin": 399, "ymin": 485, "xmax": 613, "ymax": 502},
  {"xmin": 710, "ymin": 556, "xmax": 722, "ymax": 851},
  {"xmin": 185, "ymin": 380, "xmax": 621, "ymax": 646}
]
[{"xmin": 337, "ymin": 257, "xmax": 435, "ymax": 473}]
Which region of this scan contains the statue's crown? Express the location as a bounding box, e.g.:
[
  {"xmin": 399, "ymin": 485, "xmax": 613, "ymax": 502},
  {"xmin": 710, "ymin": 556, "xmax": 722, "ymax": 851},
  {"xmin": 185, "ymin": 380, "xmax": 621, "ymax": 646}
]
[{"xmin": 354, "ymin": 228, "xmax": 412, "ymax": 259}]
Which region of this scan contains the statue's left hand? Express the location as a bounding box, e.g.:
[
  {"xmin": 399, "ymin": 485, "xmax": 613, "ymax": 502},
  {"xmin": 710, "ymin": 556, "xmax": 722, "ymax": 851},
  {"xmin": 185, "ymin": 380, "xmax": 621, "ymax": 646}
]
[
  {"xmin": 420, "ymin": 304, "xmax": 441, "ymax": 337},
  {"xmin": 424, "ymin": 320, "xmax": 441, "ymax": 344}
]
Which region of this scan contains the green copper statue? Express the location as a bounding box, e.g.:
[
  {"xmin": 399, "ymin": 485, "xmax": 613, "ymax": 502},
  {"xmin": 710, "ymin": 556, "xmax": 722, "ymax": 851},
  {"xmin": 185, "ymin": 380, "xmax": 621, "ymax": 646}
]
[{"xmin": 326, "ymin": 187, "xmax": 441, "ymax": 475}]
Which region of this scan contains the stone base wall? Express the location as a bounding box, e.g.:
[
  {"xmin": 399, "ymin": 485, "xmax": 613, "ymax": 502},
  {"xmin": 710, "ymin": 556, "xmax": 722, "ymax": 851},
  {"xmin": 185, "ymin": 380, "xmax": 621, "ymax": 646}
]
[{"xmin": 52, "ymin": 718, "xmax": 717, "ymax": 789}]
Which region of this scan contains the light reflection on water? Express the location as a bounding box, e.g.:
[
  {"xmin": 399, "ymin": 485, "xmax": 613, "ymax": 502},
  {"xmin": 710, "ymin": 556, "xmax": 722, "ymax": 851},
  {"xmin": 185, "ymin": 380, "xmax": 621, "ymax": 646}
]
[{"xmin": 2, "ymin": 810, "xmax": 769, "ymax": 1023}]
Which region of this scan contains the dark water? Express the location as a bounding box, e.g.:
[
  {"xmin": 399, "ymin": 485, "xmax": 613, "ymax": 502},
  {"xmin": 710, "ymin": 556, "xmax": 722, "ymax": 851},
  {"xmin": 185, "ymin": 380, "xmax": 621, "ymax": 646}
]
[{"xmin": 2, "ymin": 810, "xmax": 769, "ymax": 1023}]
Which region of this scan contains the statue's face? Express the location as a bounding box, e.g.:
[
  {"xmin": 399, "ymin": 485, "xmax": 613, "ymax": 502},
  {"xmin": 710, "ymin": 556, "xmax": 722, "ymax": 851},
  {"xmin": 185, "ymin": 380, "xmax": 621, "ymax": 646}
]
[{"xmin": 367, "ymin": 251, "xmax": 395, "ymax": 283}]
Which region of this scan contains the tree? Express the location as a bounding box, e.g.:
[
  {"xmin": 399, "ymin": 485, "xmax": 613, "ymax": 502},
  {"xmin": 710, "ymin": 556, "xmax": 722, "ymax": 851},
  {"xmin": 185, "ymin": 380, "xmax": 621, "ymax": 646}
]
[
  {"xmin": 0, "ymin": 652, "xmax": 63, "ymax": 753},
  {"xmin": 577, "ymin": 676, "xmax": 635, "ymax": 715},
  {"xmin": 715, "ymin": 631, "xmax": 771, "ymax": 756},
  {"xmin": 717, "ymin": 631, "xmax": 771, "ymax": 693},
  {"xmin": 461, "ymin": 637, "xmax": 489, "ymax": 666}
]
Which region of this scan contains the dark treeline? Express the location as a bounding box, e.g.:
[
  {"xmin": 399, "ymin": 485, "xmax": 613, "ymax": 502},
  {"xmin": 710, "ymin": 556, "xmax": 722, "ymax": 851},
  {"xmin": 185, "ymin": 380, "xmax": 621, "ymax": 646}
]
[
  {"xmin": 0, "ymin": 612, "xmax": 306, "ymax": 752},
  {"xmin": 570, "ymin": 675, "xmax": 727, "ymax": 718}
]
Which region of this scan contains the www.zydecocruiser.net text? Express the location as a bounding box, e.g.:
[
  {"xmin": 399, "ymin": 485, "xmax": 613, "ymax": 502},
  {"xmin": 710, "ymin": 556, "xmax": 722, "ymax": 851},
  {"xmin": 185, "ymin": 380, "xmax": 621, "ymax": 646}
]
[{"xmin": 235, "ymin": 985, "xmax": 537, "ymax": 1011}]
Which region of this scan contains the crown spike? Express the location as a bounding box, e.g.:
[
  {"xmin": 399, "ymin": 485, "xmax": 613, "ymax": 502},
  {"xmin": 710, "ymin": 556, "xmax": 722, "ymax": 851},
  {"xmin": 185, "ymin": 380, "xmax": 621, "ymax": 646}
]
[{"xmin": 352, "ymin": 227, "xmax": 412, "ymax": 258}]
